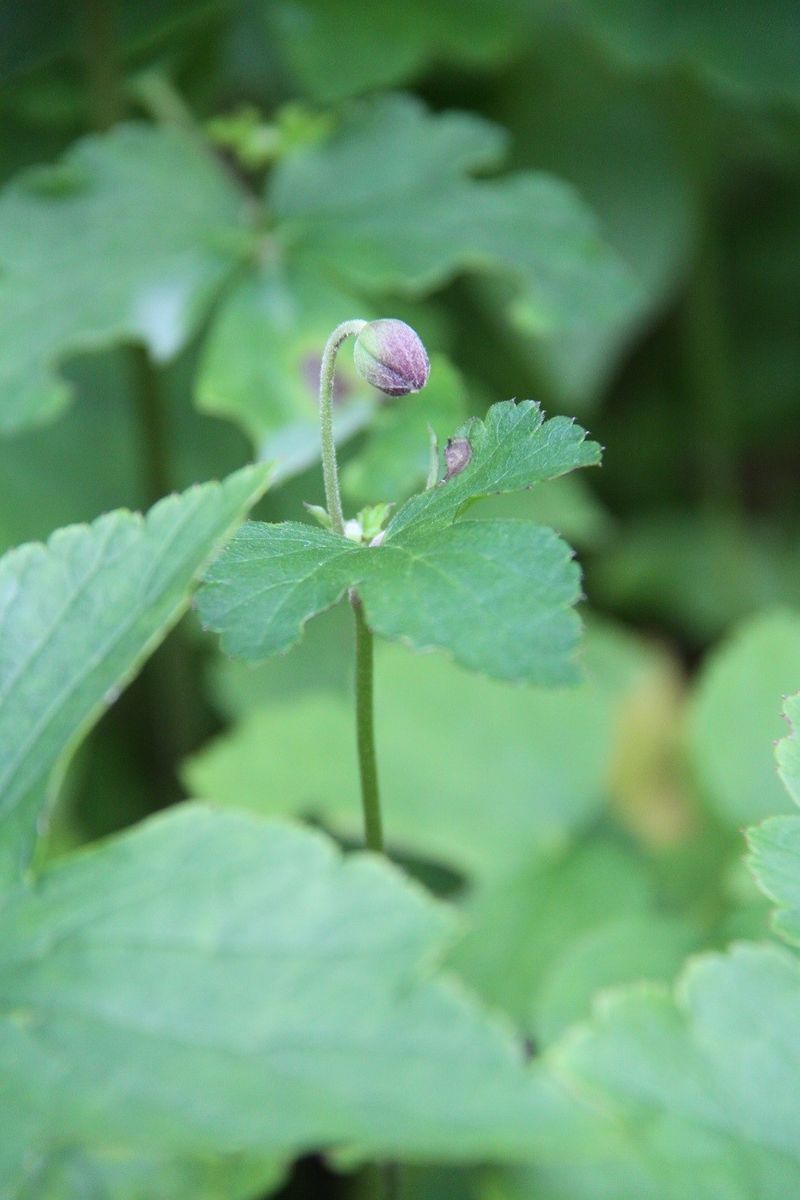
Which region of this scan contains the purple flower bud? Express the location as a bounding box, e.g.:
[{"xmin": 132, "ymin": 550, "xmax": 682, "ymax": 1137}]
[{"xmin": 353, "ymin": 319, "xmax": 430, "ymax": 397}]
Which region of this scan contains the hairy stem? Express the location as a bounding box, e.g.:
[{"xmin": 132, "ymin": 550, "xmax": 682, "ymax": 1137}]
[
  {"xmin": 318, "ymin": 320, "xmax": 366, "ymax": 534},
  {"xmin": 351, "ymin": 593, "xmax": 384, "ymax": 853}
]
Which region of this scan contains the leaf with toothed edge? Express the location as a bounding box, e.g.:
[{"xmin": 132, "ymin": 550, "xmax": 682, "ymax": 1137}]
[
  {"xmin": 198, "ymin": 400, "xmax": 599, "ymax": 685},
  {"xmin": 0, "ymin": 464, "xmax": 270, "ymax": 887}
]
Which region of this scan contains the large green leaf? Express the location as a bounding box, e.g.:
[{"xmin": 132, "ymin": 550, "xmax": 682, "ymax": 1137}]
[
  {"xmin": 0, "ymin": 804, "xmax": 586, "ymax": 1192},
  {"xmin": 185, "ymin": 625, "xmax": 655, "ymax": 878},
  {"xmin": 0, "ymin": 466, "xmax": 268, "ymax": 886},
  {"xmin": 689, "ymin": 609, "xmax": 800, "ymax": 826},
  {"xmin": 0, "ymin": 124, "xmax": 246, "ymax": 432},
  {"xmin": 197, "ymin": 400, "xmax": 599, "ymax": 685},
  {"xmin": 269, "ymin": 94, "xmax": 639, "ymax": 351}
]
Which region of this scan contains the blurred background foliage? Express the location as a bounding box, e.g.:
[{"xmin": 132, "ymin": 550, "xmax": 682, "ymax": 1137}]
[{"xmin": 2, "ymin": 1, "xmax": 799, "ymax": 1196}]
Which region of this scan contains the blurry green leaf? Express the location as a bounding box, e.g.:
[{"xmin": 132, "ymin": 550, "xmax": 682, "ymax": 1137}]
[
  {"xmin": 198, "ymin": 401, "xmax": 599, "ymax": 684},
  {"xmin": 0, "ymin": 805, "xmax": 584, "ymax": 1190},
  {"xmin": 343, "ymin": 355, "xmax": 467, "ymax": 506},
  {"xmin": 0, "ymin": 124, "xmax": 246, "ymax": 432},
  {"xmin": 572, "ymin": 0, "xmax": 800, "ymax": 106},
  {"xmin": 270, "ymin": 94, "xmax": 639, "ymax": 352},
  {"xmin": 16, "ymin": 1146, "xmax": 282, "ymax": 1200},
  {"xmin": 534, "ymin": 913, "xmax": 698, "ymax": 1045},
  {"xmin": 527, "ymin": 944, "xmax": 800, "ymax": 1199},
  {"xmin": 196, "ymin": 258, "xmax": 378, "ymax": 472},
  {"xmin": 0, "ymin": 466, "xmax": 268, "ymax": 886},
  {"xmin": 263, "ymin": 0, "xmax": 521, "ymax": 101},
  {"xmin": 748, "ymin": 694, "xmax": 800, "ymax": 946},
  {"xmin": 776, "ymin": 692, "xmax": 800, "ymax": 804},
  {"xmin": 449, "ymin": 841, "xmax": 653, "ymax": 1031},
  {"xmin": 186, "ymin": 625, "xmax": 656, "ymax": 878},
  {"xmin": 689, "ymin": 609, "xmax": 800, "ymax": 827}
]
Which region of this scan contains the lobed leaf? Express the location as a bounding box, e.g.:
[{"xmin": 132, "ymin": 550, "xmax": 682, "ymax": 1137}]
[
  {"xmin": 269, "ymin": 94, "xmax": 639, "ymax": 349},
  {"xmin": 386, "ymin": 399, "xmax": 601, "ymax": 535},
  {"xmin": 0, "ymin": 805, "xmax": 585, "ymax": 1188},
  {"xmin": 0, "ymin": 124, "xmax": 245, "ymax": 432},
  {"xmin": 198, "ymin": 400, "xmax": 600, "ymax": 685},
  {"xmin": 0, "ymin": 466, "xmax": 269, "ymax": 886}
]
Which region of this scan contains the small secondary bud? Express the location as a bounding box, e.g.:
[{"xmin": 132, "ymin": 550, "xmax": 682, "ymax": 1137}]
[
  {"xmin": 444, "ymin": 437, "xmax": 472, "ymax": 480},
  {"xmin": 353, "ymin": 319, "xmax": 430, "ymax": 397}
]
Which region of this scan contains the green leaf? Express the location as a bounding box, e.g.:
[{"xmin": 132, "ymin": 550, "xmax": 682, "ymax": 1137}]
[
  {"xmin": 198, "ymin": 400, "xmax": 600, "ymax": 684},
  {"xmin": 533, "ymin": 913, "xmax": 698, "ymax": 1046},
  {"xmin": 689, "ymin": 609, "xmax": 800, "ymax": 827},
  {"xmin": 776, "ymin": 692, "xmax": 800, "ymax": 804},
  {"xmin": 530, "ymin": 944, "xmax": 800, "ymax": 1199},
  {"xmin": 264, "ymin": 0, "xmax": 520, "ymax": 101},
  {"xmin": 572, "ymin": 0, "xmax": 800, "ymax": 107},
  {"xmin": 0, "ymin": 805, "xmax": 584, "ymax": 1188},
  {"xmin": 185, "ymin": 625, "xmax": 657, "ymax": 878},
  {"xmin": 748, "ymin": 694, "xmax": 800, "ymax": 946},
  {"xmin": 0, "ymin": 123, "xmax": 246, "ymax": 432},
  {"xmin": 14, "ymin": 1146, "xmax": 283, "ymax": 1200},
  {"xmin": 0, "ymin": 465, "xmax": 268, "ymax": 886},
  {"xmin": 269, "ymin": 94, "xmax": 639, "ymax": 350},
  {"xmin": 449, "ymin": 841, "xmax": 653, "ymax": 1031},
  {"xmin": 386, "ymin": 399, "xmax": 601, "ymax": 535}
]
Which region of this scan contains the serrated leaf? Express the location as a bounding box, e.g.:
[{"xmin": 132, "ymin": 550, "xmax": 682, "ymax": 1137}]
[
  {"xmin": 0, "ymin": 466, "xmax": 268, "ymax": 886},
  {"xmin": 386, "ymin": 399, "xmax": 601, "ymax": 535},
  {"xmin": 0, "ymin": 123, "xmax": 246, "ymax": 432},
  {"xmin": 0, "ymin": 804, "xmax": 584, "ymax": 1188},
  {"xmin": 185, "ymin": 625, "xmax": 656, "ymax": 878},
  {"xmin": 533, "ymin": 944, "xmax": 800, "ymax": 1199},
  {"xmin": 269, "ymin": 94, "xmax": 638, "ymax": 347},
  {"xmin": 689, "ymin": 609, "xmax": 800, "ymax": 827},
  {"xmin": 198, "ymin": 400, "xmax": 599, "ymax": 684}
]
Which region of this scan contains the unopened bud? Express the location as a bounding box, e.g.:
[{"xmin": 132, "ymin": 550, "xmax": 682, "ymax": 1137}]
[{"xmin": 353, "ymin": 319, "xmax": 430, "ymax": 397}]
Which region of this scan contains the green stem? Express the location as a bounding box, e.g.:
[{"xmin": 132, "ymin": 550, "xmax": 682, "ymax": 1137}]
[
  {"xmin": 318, "ymin": 319, "xmax": 366, "ymax": 534},
  {"xmin": 351, "ymin": 593, "xmax": 384, "ymax": 853},
  {"xmin": 130, "ymin": 344, "xmax": 171, "ymax": 507},
  {"xmin": 81, "ymin": 0, "xmax": 124, "ymax": 130}
]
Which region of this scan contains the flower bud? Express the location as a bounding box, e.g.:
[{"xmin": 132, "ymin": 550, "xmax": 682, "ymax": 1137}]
[{"xmin": 353, "ymin": 319, "xmax": 430, "ymax": 397}]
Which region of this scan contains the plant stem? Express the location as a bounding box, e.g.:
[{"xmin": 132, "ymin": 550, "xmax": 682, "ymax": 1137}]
[
  {"xmin": 318, "ymin": 319, "xmax": 366, "ymax": 534},
  {"xmin": 351, "ymin": 593, "xmax": 384, "ymax": 853},
  {"xmin": 81, "ymin": 0, "xmax": 124, "ymax": 130}
]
